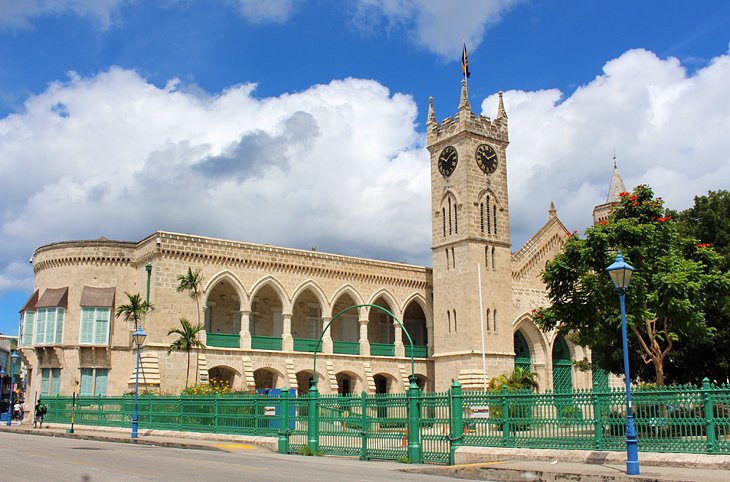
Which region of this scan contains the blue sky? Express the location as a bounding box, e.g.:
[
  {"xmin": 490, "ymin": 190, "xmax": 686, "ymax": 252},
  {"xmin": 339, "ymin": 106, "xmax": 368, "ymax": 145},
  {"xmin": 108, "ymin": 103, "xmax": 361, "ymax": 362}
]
[{"xmin": 1, "ymin": 0, "xmax": 729, "ymax": 335}]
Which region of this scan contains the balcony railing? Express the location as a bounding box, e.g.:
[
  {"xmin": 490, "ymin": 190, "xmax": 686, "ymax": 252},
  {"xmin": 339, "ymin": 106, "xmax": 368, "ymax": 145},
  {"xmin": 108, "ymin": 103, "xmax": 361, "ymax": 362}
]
[
  {"xmin": 370, "ymin": 343, "xmax": 395, "ymax": 357},
  {"xmin": 251, "ymin": 335, "xmax": 283, "ymax": 351},
  {"xmin": 405, "ymin": 345, "xmax": 428, "ymax": 358},
  {"xmin": 293, "ymin": 338, "xmax": 320, "ymax": 353},
  {"xmin": 206, "ymin": 333, "xmax": 240, "ymax": 348},
  {"xmin": 333, "ymin": 341, "xmax": 360, "ymax": 355}
]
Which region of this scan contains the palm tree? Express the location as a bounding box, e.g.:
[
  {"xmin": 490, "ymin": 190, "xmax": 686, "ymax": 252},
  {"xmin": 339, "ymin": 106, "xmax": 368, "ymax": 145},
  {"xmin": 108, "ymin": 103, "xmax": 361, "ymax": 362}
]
[
  {"xmin": 176, "ymin": 267, "xmax": 204, "ymax": 382},
  {"xmin": 167, "ymin": 318, "xmax": 204, "ymax": 389},
  {"xmin": 115, "ymin": 292, "xmax": 152, "ymax": 331}
]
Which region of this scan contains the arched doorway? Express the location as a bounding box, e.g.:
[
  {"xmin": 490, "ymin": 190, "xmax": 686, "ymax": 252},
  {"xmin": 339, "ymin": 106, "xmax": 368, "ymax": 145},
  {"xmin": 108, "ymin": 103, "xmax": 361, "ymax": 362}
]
[
  {"xmin": 296, "ymin": 370, "xmax": 316, "ymax": 395},
  {"xmin": 369, "ymin": 298, "xmax": 395, "ymax": 356},
  {"xmin": 253, "ymin": 368, "xmax": 283, "ymax": 390},
  {"xmin": 331, "ymin": 293, "xmax": 360, "ymax": 355},
  {"xmin": 250, "ymin": 285, "xmax": 284, "ymax": 350},
  {"xmin": 204, "ymin": 279, "xmax": 241, "ymax": 347},
  {"xmin": 402, "ymin": 301, "xmax": 428, "ymax": 358},
  {"xmin": 291, "ymin": 288, "xmax": 322, "ymax": 352},
  {"xmin": 514, "ymin": 330, "xmax": 532, "ymax": 372},
  {"xmin": 208, "ymin": 366, "xmax": 237, "ymax": 389},
  {"xmin": 552, "ymin": 335, "xmax": 573, "ymax": 393}
]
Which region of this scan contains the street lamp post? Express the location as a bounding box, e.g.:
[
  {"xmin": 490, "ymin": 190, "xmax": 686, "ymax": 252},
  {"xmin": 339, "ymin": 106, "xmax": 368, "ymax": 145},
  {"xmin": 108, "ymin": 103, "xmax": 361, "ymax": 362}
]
[
  {"xmin": 131, "ymin": 327, "xmax": 147, "ymax": 439},
  {"xmin": 606, "ymin": 250, "xmax": 639, "ymax": 475},
  {"xmin": 7, "ymin": 351, "xmax": 18, "ymax": 426},
  {"xmin": 0, "ymin": 367, "xmax": 4, "ymax": 417}
]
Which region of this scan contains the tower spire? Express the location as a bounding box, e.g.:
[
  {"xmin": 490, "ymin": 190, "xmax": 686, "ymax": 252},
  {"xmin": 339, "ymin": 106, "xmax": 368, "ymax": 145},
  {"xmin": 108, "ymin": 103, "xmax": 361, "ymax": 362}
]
[
  {"xmin": 549, "ymin": 201, "xmax": 557, "ymax": 218},
  {"xmin": 458, "ymin": 79, "xmax": 471, "ymax": 111},
  {"xmin": 497, "ymin": 90, "xmax": 507, "ymax": 119},
  {"xmin": 606, "ymin": 158, "xmax": 626, "ymax": 203},
  {"xmin": 428, "ymin": 96, "xmax": 436, "ymax": 123}
]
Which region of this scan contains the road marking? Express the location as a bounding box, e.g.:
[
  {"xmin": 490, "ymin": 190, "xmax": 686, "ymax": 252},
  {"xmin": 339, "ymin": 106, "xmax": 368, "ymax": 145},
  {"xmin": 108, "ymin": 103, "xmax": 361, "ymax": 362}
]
[{"xmin": 217, "ymin": 443, "xmax": 256, "ymax": 450}]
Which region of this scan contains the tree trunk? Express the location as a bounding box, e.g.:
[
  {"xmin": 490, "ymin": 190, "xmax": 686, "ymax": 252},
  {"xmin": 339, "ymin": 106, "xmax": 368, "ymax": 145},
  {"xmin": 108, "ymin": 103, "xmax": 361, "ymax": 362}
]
[
  {"xmin": 195, "ymin": 297, "xmax": 201, "ymax": 385},
  {"xmin": 185, "ymin": 350, "xmax": 191, "ymax": 389},
  {"xmin": 653, "ymin": 356, "xmax": 665, "ymax": 387}
]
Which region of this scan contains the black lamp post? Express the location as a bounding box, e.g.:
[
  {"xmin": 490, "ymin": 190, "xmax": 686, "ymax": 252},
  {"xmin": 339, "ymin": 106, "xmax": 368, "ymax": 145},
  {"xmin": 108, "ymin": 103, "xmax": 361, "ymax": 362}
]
[{"xmin": 606, "ymin": 250, "xmax": 639, "ymax": 475}]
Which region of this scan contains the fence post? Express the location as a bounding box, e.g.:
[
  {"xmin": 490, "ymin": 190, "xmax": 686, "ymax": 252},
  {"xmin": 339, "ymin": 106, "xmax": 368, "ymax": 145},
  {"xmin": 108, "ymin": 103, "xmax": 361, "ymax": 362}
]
[
  {"xmin": 702, "ymin": 378, "xmax": 716, "ymax": 453},
  {"xmin": 449, "ymin": 380, "xmax": 463, "ymax": 465},
  {"xmin": 279, "ymin": 387, "xmax": 290, "ymax": 454},
  {"xmin": 307, "ymin": 384, "xmax": 320, "ymax": 453},
  {"xmin": 360, "ymin": 391, "xmax": 368, "ymax": 460},
  {"xmin": 501, "ymin": 386, "xmax": 510, "ymax": 446},
  {"xmin": 407, "ymin": 377, "xmax": 422, "ymax": 464},
  {"xmin": 214, "ymin": 394, "xmax": 219, "ymax": 434},
  {"xmin": 593, "ymin": 381, "xmax": 603, "ymax": 449}
]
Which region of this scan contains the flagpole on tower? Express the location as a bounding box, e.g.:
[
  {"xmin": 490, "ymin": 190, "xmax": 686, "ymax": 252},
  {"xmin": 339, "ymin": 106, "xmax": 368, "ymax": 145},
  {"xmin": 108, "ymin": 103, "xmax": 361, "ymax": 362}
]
[{"xmin": 461, "ymin": 40, "xmax": 471, "ymax": 89}]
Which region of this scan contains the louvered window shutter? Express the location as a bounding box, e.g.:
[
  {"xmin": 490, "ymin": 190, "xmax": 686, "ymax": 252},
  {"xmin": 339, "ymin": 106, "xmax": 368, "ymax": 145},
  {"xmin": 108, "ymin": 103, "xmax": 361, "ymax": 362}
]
[{"xmin": 80, "ymin": 308, "xmax": 94, "ymax": 344}]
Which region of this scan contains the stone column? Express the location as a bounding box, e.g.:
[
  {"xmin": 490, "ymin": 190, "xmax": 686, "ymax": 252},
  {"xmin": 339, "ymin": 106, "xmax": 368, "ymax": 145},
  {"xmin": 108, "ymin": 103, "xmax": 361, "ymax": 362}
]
[
  {"xmin": 321, "ymin": 316, "xmax": 333, "ymax": 354},
  {"xmin": 200, "ymin": 306, "xmax": 208, "ymax": 346},
  {"xmin": 239, "ymin": 309, "xmax": 251, "ymax": 349},
  {"xmin": 282, "ymin": 313, "xmax": 293, "ymax": 351},
  {"xmin": 359, "ymin": 317, "xmax": 370, "ymax": 356},
  {"xmin": 394, "ymin": 321, "xmax": 405, "ymax": 358}
]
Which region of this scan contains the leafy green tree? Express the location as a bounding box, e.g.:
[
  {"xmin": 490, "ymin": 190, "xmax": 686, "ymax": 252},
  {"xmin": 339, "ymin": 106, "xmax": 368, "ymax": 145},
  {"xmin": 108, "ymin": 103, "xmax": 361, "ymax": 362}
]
[
  {"xmin": 668, "ymin": 190, "xmax": 730, "ymax": 384},
  {"xmin": 534, "ymin": 185, "xmax": 729, "ymax": 387},
  {"xmin": 115, "ymin": 292, "xmax": 152, "ymax": 330},
  {"xmin": 176, "ymin": 267, "xmax": 204, "ymax": 383},
  {"xmin": 167, "ymin": 318, "xmax": 205, "ymax": 389}
]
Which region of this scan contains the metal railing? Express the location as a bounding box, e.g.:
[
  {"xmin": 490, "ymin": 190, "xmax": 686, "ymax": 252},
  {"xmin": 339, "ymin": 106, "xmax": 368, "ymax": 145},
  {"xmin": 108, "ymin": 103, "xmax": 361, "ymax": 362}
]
[{"xmin": 40, "ymin": 378, "xmax": 730, "ymax": 464}]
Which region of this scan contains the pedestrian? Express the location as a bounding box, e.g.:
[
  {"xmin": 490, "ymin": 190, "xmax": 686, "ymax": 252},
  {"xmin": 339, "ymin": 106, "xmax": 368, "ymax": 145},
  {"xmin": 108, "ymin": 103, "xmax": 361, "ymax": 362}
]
[
  {"xmin": 34, "ymin": 399, "xmax": 46, "ymax": 428},
  {"xmin": 13, "ymin": 401, "xmax": 20, "ymax": 421}
]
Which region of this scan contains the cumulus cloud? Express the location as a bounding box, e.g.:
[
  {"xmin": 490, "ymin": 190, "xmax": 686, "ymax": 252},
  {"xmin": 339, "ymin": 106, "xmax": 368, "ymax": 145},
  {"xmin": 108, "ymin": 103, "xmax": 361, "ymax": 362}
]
[
  {"xmin": 0, "ymin": 69, "xmax": 429, "ymax": 292},
  {"xmin": 482, "ymin": 49, "xmax": 730, "ymax": 245},
  {"xmin": 0, "ymin": 0, "xmax": 127, "ymax": 29},
  {"xmin": 352, "ymin": 0, "xmax": 521, "ymax": 58}
]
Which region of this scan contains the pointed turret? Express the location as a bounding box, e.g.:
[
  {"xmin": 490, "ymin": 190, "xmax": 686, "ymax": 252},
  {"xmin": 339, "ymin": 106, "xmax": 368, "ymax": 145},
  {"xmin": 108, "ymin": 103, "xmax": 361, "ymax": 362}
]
[
  {"xmin": 549, "ymin": 201, "xmax": 557, "ymax": 218},
  {"xmin": 605, "ymin": 160, "xmax": 626, "ymax": 203},
  {"xmin": 428, "ymin": 96, "xmax": 436, "ymax": 124},
  {"xmin": 458, "ymin": 79, "xmax": 471, "ymax": 112},
  {"xmin": 497, "ymin": 90, "xmax": 507, "ymax": 119}
]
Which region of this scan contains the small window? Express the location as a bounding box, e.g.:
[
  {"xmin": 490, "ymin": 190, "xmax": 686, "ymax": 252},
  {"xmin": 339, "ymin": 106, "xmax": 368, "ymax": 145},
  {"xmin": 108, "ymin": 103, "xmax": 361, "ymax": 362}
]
[
  {"xmin": 37, "ymin": 307, "xmax": 64, "ymax": 344},
  {"xmin": 453, "ymin": 310, "xmax": 457, "ymax": 332},
  {"xmin": 21, "ymin": 311, "xmax": 35, "ymax": 346},
  {"xmin": 485, "ymin": 246, "xmax": 489, "ymax": 269},
  {"xmin": 445, "ymin": 249, "xmax": 449, "ymax": 270},
  {"xmin": 80, "ymin": 307, "xmax": 111, "ymax": 345},
  {"xmin": 447, "ymin": 311, "xmax": 451, "ymax": 333},
  {"xmin": 486, "ymin": 309, "xmax": 491, "ymax": 331},
  {"xmin": 451, "ymin": 247, "xmax": 456, "ymax": 269},
  {"xmin": 487, "ymin": 196, "xmax": 491, "ymax": 235},
  {"xmin": 42, "ymin": 368, "xmax": 61, "ymax": 396},
  {"xmin": 81, "ymin": 368, "xmax": 109, "ymax": 396},
  {"xmin": 492, "ymin": 247, "xmax": 496, "ymax": 270},
  {"xmin": 493, "ymin": 205, "xmax": 498, "ymax": 235},
  {"xmin": 448, "ymin": 198, "xmax": 452, "ymax": 235},
  {"xmin": 480, "ymin": 202, "xmax": 484, "ymax": 233},
  {"xmin": 454, "ymin": 204, "xmax": 458, "ymax": 234}
]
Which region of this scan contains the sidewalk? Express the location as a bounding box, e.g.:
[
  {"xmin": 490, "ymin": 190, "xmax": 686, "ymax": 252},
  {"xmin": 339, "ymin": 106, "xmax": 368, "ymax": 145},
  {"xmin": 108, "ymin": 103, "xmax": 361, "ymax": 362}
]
[{"xmin": 2, "ymin": 421, "xmax": 729, "ymax": 481}]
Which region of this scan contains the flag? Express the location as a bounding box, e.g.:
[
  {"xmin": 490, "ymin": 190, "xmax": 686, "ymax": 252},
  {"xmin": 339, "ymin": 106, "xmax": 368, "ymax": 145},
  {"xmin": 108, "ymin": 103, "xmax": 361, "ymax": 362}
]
[{"xmin": 461, "ymin": 43, "xmax": 471, "ymax": 79}]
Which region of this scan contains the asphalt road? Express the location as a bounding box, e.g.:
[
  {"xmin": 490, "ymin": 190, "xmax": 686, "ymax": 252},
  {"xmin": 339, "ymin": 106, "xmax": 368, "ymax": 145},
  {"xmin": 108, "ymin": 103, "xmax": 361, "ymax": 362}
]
[{"xmin": 0, "ymin": 432, "xmax": 459, "ymax": 481}]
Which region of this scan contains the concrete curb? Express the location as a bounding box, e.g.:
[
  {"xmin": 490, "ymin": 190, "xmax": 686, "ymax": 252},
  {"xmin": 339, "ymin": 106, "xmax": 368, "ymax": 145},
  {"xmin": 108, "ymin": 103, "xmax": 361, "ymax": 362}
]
[{"xmin": 455, "ymin": 445, "xmax": 730, "ymax": 470}]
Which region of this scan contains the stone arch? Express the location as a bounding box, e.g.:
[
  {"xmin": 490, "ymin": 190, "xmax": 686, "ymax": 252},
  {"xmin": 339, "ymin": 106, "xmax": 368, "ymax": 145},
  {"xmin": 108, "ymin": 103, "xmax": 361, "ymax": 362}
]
[
  {"xmin": 208, "ymin": 365, "xmax": 240, "ymax": 388},
  {"xmin": 401, "ymin": 295, "xmax": 429, "ymax": 349},
  {"xmin": 330, "ymin": 288, "xmax": 363, "ymax": 345},
  {"xmin": 368, "ymin": 290, "xmax": 399, "ymax": 345},
  {"xmin": 202, "ymin": 270, "xmax": 248, "ymax": 307},
  {"xmin": 414, "ymin": 373, "xmax": 430, "ymax": 392},
  {"xmin": 291, "ymin": 284, "xmax": 325, "ymax": 340},
  {"xmin": 295, "ymin": 369, "xmax": 324, "ymax": 395},
  {"xmin": 253, "ymin": 367, "xmax": 286, "ymax": 390},
  {"xmin": 367, "ymin": 289, "xmax": 400, "ymax": 317},
  {"xmin": 329, "ymin": 284, "xmax": 365, "ymax": 318},
  {"xmin": 249, "ymin": 275, "xmax": 291, "ymax": 313},
  {"xmin": 336, "ymin": 370, "xmax": 363, "ymax": 395},
  {"xmin": 291, "ymin": 279, "xmax": 330, "ymax": 314},
  {"xmin": 476, "ymin": 187, "xmax": 502, "ymax": 206},
  {"xmin": 513, "ymin": 313, "xmax": 548, "ymax": 366},
  {"xmin": 373, "ymin": 372, "xmax": 398, "ymax": 394},
  {"xmin": 439, "ymin": 188, "xmax": 464, "ymax": 208}
]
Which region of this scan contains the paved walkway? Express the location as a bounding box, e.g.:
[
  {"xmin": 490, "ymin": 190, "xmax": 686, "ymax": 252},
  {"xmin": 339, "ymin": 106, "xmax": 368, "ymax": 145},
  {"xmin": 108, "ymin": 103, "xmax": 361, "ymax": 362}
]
[{"xmin": 2, "ymin": 421, "xmax": 728, "ymax": 481}]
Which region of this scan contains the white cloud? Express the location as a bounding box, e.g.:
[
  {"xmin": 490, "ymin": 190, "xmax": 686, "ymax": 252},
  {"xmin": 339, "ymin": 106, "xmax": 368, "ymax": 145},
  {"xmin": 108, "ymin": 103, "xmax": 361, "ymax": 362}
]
[
  {"xmin": 0, "ymin": 68, "xmax": 429, "ymax": 292},
  {"xmin": 353, "ymin": 0, "xmax": 521, "ymax": 58},
  {"xmin": 233, "ymin": 0, "xmax": 298, "ymax": 24},
  {"xmin": 482, "ymin": 49, "xmax": 730, "ymax": 245},
  {"xmin": 0, "ymin": 0, "xmax": 127, "ymax": 29}
]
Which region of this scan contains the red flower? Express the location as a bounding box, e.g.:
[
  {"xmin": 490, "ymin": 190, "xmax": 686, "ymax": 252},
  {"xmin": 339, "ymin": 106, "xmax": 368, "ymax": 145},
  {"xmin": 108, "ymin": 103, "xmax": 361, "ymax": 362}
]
[
  {"xmin": 696, "ymin": 243, "xmax": 711, "ymax": 248},
  {"xmin": 619, "ymin": 192, "xmax": 629, "ymax": 197}
]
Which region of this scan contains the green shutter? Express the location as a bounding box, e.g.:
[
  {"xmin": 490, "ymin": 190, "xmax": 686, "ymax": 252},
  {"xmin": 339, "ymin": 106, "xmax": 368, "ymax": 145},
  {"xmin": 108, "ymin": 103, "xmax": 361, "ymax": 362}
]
[
  {"xmin": 552, "ymin": 335, "xmax": 573, "ymax": 393},
  {"xmin": 95, "ymin": 369, "xmax": 108, "ymax": 396},
  {"xmin": 51, "ymin": 368, "xmax": 61, "ymax": 395},
  {"xmin": 514, "ymin": 330, "xmax": 531, "ymax": 372},
  {"xmin": 80, "ymin": 368, "xmax": 93, "ymax": 396},
  {"xmin": 41, "ymin": 368, "xmax": 50, "ymax": 396},
  {"xmin": 44, "ymin": 308, "xmax": 55, "ymax": 344},
  {"xmin": 80, "ymin": 308, "xmax": 94, "ymax": 344},
  {"xmin": 54, "ymin": 308, "xmax": 64, "ymax": 344},
  {"xmin": 35, "ymin": 310, "xmax": 46, "ymax": 344},
  {"xmin": 22, "ymin": 312, "xmax": 35, "ymax": 345},
  {"xmin": 94, "ymin": 309, "xmax": 110, "ymax": 345}
]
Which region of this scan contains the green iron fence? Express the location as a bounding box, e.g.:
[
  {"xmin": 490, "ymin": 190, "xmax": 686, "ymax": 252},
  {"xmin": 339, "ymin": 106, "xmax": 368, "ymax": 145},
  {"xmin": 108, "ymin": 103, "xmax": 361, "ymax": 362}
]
[{"xmin": 40, "ymin": 378, "xmax": 730, "ymax": 464}]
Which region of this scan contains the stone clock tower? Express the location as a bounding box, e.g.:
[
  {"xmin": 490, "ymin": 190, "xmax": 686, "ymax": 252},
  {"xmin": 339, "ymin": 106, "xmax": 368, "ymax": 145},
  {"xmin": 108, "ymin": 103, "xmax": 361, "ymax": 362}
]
[{"xmin": 428, "ymin": 80, "xmax": 515, "ymax": 390}]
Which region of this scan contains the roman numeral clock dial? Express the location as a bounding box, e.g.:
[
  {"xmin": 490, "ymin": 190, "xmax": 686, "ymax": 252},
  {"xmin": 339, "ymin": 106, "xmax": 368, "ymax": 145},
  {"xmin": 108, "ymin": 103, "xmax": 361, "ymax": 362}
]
[
  {"xmin": 476, "ymin": 144, "xmax": 498, "ymax": 174},
  {"xmin": 438, "ymin": 146, "xmax": 458, "ymax": 177}
]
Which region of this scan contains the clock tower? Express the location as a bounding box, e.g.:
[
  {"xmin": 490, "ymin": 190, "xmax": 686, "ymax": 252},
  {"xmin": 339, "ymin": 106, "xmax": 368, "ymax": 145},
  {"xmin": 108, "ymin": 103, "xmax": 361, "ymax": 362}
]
[{"xmin": 428, "ymin": 80, "xmax": 515, "ymax": 390}]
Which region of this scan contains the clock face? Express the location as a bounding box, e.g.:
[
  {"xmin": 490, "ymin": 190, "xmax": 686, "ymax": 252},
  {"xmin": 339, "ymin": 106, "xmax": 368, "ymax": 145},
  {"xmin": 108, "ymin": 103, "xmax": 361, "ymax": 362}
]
[
  {"xmin": 438, "ymin": 146, "xmax": 458, "ymax": 177},
  {"xmin": 476, "ymin": 144, "xmax": 499, "ymax": 174}
]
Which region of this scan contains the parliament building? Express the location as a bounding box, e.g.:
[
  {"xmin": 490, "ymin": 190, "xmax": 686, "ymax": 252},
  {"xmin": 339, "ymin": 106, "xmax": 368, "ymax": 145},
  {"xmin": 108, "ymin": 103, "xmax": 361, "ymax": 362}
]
[{"xmin": 18, "ymin": 80, "xmax": 621, "ymax": 399}]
